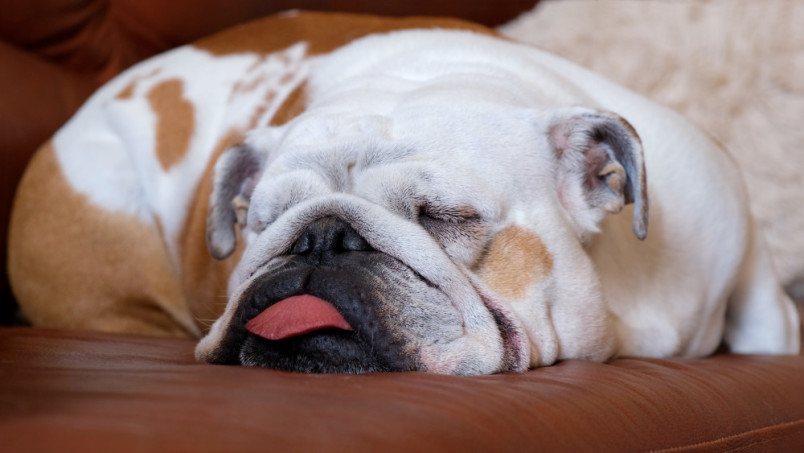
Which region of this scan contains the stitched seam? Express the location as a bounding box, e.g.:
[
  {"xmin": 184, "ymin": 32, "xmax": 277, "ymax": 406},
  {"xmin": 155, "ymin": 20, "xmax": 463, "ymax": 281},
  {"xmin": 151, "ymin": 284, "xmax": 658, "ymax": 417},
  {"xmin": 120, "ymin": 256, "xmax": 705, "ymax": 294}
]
[{"xmin": 650, "ymin": 419, "xmax": 804, "ymax": 452}]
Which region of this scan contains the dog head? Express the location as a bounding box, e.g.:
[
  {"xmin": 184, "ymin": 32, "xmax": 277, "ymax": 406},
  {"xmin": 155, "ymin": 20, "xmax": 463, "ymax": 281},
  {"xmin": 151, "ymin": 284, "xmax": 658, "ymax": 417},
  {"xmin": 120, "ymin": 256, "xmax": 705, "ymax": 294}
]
[{"xmin": 195, "ymin": 42, "xmax": 647, "ymax": 375}]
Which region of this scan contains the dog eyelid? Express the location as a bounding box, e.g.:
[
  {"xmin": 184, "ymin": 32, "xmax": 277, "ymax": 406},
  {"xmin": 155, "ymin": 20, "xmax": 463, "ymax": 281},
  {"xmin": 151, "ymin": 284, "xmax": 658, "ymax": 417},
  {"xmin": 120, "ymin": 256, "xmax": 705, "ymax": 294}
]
[{"xmin": 417, "ymin": 202, "xmax": 482, "ymax": 224}]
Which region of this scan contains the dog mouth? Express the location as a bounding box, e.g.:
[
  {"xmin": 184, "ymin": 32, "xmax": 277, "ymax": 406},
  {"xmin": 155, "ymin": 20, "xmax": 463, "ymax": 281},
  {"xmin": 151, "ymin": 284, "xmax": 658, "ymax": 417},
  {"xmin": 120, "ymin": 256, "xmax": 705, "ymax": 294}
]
[
  {"xmin": 205, "ymin": 254, "xmax": 527, "ymax": 374},
  {"xmin": 206, "ymin": 253, "xmax": 442, "ymax": 373},
  {"xmin": 199, "ymin": 214, "xmax": 525, "ymax": 375}
]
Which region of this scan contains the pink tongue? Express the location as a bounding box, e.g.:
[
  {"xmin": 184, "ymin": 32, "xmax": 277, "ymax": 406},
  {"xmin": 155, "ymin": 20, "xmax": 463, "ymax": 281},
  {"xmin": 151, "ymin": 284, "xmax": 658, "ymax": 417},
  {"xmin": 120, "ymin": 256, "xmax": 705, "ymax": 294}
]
[{"xmin": 245, "ymin": 295, "xmax": 352, "ymax": 340}]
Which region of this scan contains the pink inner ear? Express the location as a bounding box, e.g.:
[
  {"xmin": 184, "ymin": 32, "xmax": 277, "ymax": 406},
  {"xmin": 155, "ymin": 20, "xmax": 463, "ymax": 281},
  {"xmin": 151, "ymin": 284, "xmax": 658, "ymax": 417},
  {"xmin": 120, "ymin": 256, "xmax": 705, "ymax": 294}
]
[
  {"xmin": 583, "ymin": 142, "xmax": 612, "ymax": 188},
  {"xmin": 245, "ymin": 295, "xmax": 353, "ymax": 340},
  {"xmin": 548, "ymin": 121, "xmax": 574, "ymax": 153}
]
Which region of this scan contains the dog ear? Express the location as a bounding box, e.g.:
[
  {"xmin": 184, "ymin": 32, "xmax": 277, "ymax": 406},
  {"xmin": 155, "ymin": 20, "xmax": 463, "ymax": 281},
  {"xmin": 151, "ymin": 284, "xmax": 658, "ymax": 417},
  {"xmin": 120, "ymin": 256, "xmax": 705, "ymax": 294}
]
[
  {"xmin": 207, "ymin": 144, "xmax": 266, "ymax": 260},
  {"xmin": 548, "ymin": 107, "xmax": 648, "ymax": 241}
]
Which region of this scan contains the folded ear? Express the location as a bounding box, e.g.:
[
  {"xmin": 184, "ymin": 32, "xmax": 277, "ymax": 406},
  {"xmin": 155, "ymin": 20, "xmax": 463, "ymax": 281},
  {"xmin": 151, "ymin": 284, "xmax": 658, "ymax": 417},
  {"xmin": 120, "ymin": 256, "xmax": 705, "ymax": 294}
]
[
  {"xmin": 206, "ymin": 144, "xmax": 266, "ymax": 260},
  {"xmin": 548, "ymin": 107, "xmax": 648, "ymax": 241}
]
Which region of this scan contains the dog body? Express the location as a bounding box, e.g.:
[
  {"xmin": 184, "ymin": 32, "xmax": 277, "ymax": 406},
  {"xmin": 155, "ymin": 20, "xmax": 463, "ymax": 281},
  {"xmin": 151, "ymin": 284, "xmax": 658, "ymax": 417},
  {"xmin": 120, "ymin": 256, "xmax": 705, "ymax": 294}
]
[{"xmin": 9, "ymin": 12, "xmax": 799, "ymax": 375}]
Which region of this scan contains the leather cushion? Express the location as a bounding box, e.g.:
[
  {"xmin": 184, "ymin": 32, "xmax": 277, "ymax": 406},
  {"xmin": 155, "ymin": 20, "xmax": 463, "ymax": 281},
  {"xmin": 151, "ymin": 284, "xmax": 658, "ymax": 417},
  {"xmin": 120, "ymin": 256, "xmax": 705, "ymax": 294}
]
[{"xmin": 1, "ymin": 327, "xmax": 802, "ymax": 452}]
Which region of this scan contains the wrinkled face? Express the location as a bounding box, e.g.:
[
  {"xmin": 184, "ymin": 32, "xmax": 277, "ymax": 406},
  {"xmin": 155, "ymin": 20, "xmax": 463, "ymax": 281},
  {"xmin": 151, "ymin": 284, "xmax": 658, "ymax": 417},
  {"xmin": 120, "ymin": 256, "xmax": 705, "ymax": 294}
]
[{"xmin": 195, "ymin": 76, "xmax": 646, "ymax": 375}]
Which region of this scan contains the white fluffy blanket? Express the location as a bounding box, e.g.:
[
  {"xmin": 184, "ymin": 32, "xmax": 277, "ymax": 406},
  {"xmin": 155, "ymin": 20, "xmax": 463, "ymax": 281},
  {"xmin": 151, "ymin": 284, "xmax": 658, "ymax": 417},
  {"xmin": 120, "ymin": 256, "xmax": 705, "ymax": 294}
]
[{"xmin": 501, "ymin": 0, "xmax": 804, "ymax": 298}]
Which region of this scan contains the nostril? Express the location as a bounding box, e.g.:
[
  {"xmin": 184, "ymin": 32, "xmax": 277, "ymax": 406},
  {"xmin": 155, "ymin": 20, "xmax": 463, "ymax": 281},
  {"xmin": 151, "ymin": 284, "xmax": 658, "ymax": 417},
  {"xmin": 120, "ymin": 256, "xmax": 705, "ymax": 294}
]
[
  {"xmin": 289, "ymin": 216, "xmax": 374, "ymax": 258},
  {"xmin": 291, "ymin": 231, "xmax": 313, "ymax": 255},
  {"xmin": 342, "ymin": 230, "xmax": 372, "ymax": 252},
  {"xmin": 332, "ymin": 230, "xmax": 346, "ymax": 253}
]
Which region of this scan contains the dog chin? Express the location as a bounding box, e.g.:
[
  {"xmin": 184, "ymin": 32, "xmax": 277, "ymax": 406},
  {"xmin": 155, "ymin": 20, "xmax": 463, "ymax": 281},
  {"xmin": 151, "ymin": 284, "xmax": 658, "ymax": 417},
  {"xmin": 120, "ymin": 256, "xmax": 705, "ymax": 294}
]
[{"xmin": 204, "ymin": 252, "xmax": 468, "ymax": 374}]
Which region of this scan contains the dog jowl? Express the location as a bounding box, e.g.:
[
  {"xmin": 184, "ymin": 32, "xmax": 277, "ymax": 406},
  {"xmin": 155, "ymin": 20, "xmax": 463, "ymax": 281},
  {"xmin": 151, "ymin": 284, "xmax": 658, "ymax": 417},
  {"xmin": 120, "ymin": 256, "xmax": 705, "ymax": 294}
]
[{"xmin": 205, "ymin": 216, "xmax": 459, "ymax": 374}]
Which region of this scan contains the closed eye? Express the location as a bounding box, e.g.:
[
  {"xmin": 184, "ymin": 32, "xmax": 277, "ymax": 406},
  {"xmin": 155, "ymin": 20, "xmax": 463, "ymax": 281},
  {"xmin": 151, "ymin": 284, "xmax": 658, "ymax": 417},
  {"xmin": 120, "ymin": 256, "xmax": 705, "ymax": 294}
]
[
  {"xmin": 417, "ymin": 203, "xmax": 482, "ymax": 224},
  {"xmin": 415, "ymin": 201, "xmax": 491, "ymax": 265}
]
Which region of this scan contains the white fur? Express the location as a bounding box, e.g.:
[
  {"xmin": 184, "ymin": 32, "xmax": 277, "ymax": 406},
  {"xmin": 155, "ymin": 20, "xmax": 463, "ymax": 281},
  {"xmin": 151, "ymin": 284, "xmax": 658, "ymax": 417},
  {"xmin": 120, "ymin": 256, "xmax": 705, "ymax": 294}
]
[{"xmin": 50, "ymin": 25, "xmax": 799, "ymax": 373}]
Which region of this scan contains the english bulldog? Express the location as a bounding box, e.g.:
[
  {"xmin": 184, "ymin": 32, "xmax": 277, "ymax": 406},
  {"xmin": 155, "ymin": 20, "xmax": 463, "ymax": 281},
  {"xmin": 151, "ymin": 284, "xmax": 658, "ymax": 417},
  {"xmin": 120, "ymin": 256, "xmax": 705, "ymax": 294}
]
[{"xmin": 8, "ymin": 12, "xmax": 800, "ymax": 375}]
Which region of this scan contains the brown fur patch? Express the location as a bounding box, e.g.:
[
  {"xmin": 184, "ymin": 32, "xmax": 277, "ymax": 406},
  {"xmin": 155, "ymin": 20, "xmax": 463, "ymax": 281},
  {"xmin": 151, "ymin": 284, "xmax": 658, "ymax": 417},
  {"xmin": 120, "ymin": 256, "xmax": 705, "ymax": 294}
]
[
  {"xmin": 195, "ymin": 12, "xmax": 498, "ymax": 128},
  {"xmin": 231, "ymin": 74, "xmax": 269, "ymax": 99},
  {"xmin": 270, "ymin": 82, "xmax": 307, "ymax": 127},
  {"xmin": 116, "ymin": 79, "xmax": 137, "ymax": 100},
  {"xmin": 179, "ymin": 129, "xmax": 246, "ymax": 332},
  {"xmin": 7, "ymin": 143, "xmax": 196, "ymax": 337},
  {"xmin": 247, "ymin": 90, "xmax": 278, "ymax": 130},
  {"xmin": 475, "ymin": 226, "xmax": 554, "ymax": 300},
  {"xmin": 116, "ymin": 68, "xmax": 161, "ymax": 100},
  {"xmin": 147, "ymin": 79, "xmax": 195, "ymax": 171},
  {"xmin": 194, "ymin": 11, "xmax": 497, "ymax": 57}
]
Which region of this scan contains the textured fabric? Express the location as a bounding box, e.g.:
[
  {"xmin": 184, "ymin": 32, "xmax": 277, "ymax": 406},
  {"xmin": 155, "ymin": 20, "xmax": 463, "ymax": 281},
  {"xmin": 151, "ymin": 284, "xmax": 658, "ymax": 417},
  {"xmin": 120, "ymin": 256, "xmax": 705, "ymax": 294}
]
[{"xmin": 1, "ymin": 327, "xmax": 803, "ymax": 451}]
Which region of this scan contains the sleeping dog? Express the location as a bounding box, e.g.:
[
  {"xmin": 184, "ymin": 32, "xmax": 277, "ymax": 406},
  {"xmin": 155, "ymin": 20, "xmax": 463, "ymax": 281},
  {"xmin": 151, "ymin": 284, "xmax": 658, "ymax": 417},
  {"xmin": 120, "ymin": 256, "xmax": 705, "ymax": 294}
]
[{"xmin": 8, "ymin": 12, "xmax": 800, "ymax": 375}]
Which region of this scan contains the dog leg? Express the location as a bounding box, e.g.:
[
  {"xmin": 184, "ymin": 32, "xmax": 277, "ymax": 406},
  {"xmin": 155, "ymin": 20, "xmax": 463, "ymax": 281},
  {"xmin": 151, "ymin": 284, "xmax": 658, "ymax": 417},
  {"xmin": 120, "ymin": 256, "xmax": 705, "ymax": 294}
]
[
  {"xmin": 725, "ymin": 220, "xmax": 801, "ymax": 354},
  {"xmin": 8, "ymin": 143, "xmax": 199, "ymax": 338}
]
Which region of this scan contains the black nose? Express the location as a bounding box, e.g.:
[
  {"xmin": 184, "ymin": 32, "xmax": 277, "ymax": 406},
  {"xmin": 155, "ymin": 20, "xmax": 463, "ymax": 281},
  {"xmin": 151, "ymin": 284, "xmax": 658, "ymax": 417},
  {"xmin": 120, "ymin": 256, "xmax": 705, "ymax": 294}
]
[{"xmin": 290, "ymin": 216, "xmax": 373, "ymax": 260}]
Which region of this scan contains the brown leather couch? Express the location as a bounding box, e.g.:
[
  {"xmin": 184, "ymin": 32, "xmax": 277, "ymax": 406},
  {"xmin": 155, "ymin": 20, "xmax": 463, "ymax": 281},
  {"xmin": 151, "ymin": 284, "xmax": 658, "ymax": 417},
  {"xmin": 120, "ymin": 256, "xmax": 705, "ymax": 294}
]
[
  {"xmin": 2, "ymin": 1, "xmax": 803, "ymax": 451},
  {"xmin": 2, "ymin": 327, "xmax": 802, "ymax": 451}
]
